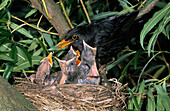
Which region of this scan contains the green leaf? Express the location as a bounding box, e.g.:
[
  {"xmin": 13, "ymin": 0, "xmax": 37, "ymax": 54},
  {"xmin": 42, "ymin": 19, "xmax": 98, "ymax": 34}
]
[
  {"xmin": 162, "ymin": 80, "xmax": 167, "ymax": 93},
  {"xmin": 33, "ymin": 48, "xmax": 43, "ymax": 56},
  {"xmin": 145, "ymin": 64, "xmax": 164, "ymax": 74},
  {"xmin": 56, "ymin": 50, "xmax": 66, "ymax": 57},
  {"xmin": 128, "ymin": 87, "xmax": 139, "ymax": 111},
  {"xmin": 28, "ymin": 41, "xmax": 38, "ymax": 51},
  {"xmin": 147, "ymin": 86, "xmax": 155, "ymax": 111},
  {"xmin": 140, "ymin": 3, "xmax": 170, "ymax": 49},
  {"xmin": 49, "ymin": 45, "xmax": 67, "ymax": 51},
  {"xmin": 0, "ymin": 43, "xmax": 12, "ymax": 52},
  {"xmin": 128, "ymin": 99, "xmax": 134, "ymax": 110},
  {"xmin": 86, "ymin": 2, "xmax": 94, "ymax": 16},
  {"xmin": 91, "ymin": 11, "xmax": 118, "ymax": 20},
  {"xmin": 136, "ymin": 80, "xmax": 145, "ymax": 105},
  {"xmin": 78, "ymin": 11, "xmax": 118, "ymax": 26},
  {"xmin": 16, "ymin": 46, "xmax": 27, "ymax": 61},
  {"xmin": 18, "ymin": 45, "xmax": 32, "ymax": 66},
  {"xmin": 25, "ymin": 9, "xmax": 37, "ymax": 18},
  {"xmin": 137, "ymin": 52, "xmax": 161, "ymax": 85},
  {"xmin": 147, "ymin": 11, "xmax": 170, "ymax": 56},
  {"xmin": 10, "ymin": 45, "xmax": 17, "ymax": 62},
  {"xmin": 147, "ymin": 28, "xmax": 160, "ymax": 56},
  {"xmin": 155, "ymin": 84, "xmax": 170, "ymax": 111},
  {"xmin": 37, "ymin": 38, "xmax": 47, "ymax": 56},
  {"xmin": 43, "ymin": 33, "xmax": 54, "ymax": 47},
  {"xmin": 120, "ymin": 58, "xmax": 134, "ymax": 82},
  {"xmin": 105, "ymin": 51, "xmax": 136, "ymax": 71},
  {"xmin": 10, "ymin": 22, "xmax": 34, "ymax": 38},
  {"xmin": 0, "ymin": 54, "xmax": 14, "ymax": 61},
  {"xmin": 165, "ymin": 24, "xmax": 170, "ymax": 39},
  {"xmin": 2, "ymin": 45, "xmax": 17, "ymax": 80},
  {"xmin": 134, "ymin": 49, "xmax": 144, "ymax": 70},
  {"xmin": 2, "ymin": 64, "xmax": 13, "ymax": 80},
  {"xmin": 153, "ymin": 65, "xmax": 166, "ymax": 78},
  {"xmin": 144, "ymin": 79, "xmax": 158, "ymax": 83},
  {"xmin": 0, "ymin": 0, "xmax": 10, "ymax": 10},
  {"xmin": 157, "ymin": 94, "xmax": 165, "ymax": 111},
  {"xmin": 13, "ymin": 56, "xmax": 42, "ymax": 71},
  {"xmin": 162, "ymin": 13, "xmax": 170, "ymax": 39},
  {"xmin": 0, "ymin": 36, "xmax": 8, "ymax": 44},
  {"xmin": 19, "ymin": 40, "xmax": 34, "ymax": 44}
]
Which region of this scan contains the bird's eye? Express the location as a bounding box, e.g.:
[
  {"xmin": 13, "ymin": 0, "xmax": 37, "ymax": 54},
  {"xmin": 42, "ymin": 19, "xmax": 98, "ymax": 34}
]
[
  {"xmin": 71, "ymin": 63, "xmax": 74, "ymax": 65},
  {"xmin": 72, "ymin": 35, "xmax": 77, "ymax": 40}
]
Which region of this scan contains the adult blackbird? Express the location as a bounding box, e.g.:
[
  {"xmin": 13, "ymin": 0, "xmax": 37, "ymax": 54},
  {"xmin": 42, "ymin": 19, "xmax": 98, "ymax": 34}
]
[{"xmin": 56, "ymin": 10, "xmax": 140, "ymax": 58}]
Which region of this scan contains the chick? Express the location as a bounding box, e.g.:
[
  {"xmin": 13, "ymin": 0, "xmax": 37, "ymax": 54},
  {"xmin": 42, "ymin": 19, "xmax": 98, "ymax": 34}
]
[
  {"xmin": 55, "ymin": 57, "xmax": 78, "ymax": 84},
  {"xmin": 78, "ymin": 40, "xmax": 100, "ymax": 84},
  {"xmin": 35, "ymin": 52, "xmax": 53, "ymax": 85}
]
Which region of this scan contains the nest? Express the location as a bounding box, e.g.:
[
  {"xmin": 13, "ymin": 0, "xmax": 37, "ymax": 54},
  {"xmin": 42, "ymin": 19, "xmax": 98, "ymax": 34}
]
[{"xmin": 14, "ymin": 78, "xmax": 128, "ymax": 111}]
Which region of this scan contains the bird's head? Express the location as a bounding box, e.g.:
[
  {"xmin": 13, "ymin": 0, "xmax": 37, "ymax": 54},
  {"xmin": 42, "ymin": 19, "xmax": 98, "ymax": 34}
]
[
  {"xmin": 41, "ymin": 52, "xmax": 53, "ymax": 67},
  {"xmin": 56, "ymin": 27, "xmax": 84, "ymax": 51},
  {"xmin": 55, "ymin": 56, "xmax": 78, "ymax": 84}
]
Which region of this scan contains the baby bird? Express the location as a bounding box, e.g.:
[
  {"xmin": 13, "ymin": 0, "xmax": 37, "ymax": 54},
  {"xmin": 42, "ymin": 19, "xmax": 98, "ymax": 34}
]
[
  {"xmin": 30, "ymin": 52, "xmax": 54, "ymax": 85},
  {"xmin": 78, "ymin": 40, "xmax": 100, "ymax": 84},
  {"xmin": 55, "ymin": 57, "xmax": 79, "ymax": 84}
]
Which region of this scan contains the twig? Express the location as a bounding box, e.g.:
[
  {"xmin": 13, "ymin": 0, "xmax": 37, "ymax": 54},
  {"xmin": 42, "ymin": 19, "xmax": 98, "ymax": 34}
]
[
  {"xmin": 80, "ymin": 0, "xmax": 91, "ymax": 24},
  {"xmin": 156, "ymin": 40, "xmax": 170, "ymax": 74},
  {"xmin": 37, "ymin": 15, "xmax": 43, "ymax": 28},
  {"xmin": 137, "ymin": 0, "xmax": 159, "ymax": 19},
  {"xmin": 59, "ymin": 0, "xmax": 74, "ymax": 29},
  {"xmin": 11, "ymin": 24, "xmax": 26, "ymax": 33},
  {"xmin": 11, "ymin": 15, "xmax": 59, "ymax": 36},
  {"xmin": 41, "ymin": 0, "xmax": 52, "ymax": 19},
  {"xmin": 22, "ymin": 69, "xmax": 29, "ymax": 81}
]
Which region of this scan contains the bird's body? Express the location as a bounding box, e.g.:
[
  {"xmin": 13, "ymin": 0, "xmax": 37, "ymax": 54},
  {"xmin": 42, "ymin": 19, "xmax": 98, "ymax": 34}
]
[{"xmin": 57, "ymin": 10, "xmax": 140, "ymax": 58}]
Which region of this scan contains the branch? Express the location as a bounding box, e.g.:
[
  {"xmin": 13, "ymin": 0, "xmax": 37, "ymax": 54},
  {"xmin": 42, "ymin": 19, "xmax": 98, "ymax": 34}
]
[
  {"xmin": 29, "ymin": 0, "xmax": 71, "ymax": 39},
  {"xmin": 0, "ymin": 76, "xmax": 37, "ymax": 110}
]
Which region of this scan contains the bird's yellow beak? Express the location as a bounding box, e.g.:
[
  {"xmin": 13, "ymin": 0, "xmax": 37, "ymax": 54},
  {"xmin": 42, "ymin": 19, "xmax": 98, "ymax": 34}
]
[
  {"xmin": 42, "ymin": 52, "xmax": 53, "ymax": 67},
  {"xmin": 56, "ymin": 39, "xmax": 74, "ymax": 50}
]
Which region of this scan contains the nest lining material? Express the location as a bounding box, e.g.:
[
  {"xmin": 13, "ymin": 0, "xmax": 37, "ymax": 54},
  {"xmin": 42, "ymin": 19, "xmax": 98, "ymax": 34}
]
[{"xmin": 14, "ymin": 78, "xmax": 127, "ymax": 111}]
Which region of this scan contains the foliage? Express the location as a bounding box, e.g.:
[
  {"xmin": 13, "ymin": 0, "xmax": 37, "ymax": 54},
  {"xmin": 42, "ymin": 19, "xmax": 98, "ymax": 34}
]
[{"xmin": 0, "ymin": 0, "xmax": 169, "ymax": 110}]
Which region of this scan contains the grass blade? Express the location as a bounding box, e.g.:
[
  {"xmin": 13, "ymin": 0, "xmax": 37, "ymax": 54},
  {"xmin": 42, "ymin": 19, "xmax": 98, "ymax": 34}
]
[{"xmin": 128, "ymin": 87, "xmax": 139, "ymax": 111}]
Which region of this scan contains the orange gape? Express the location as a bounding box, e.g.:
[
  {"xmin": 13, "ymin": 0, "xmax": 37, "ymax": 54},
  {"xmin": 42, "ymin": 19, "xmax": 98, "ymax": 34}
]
[{"xmin": 75, "ymin": 50, "xmax": 81, "ymax": 65}]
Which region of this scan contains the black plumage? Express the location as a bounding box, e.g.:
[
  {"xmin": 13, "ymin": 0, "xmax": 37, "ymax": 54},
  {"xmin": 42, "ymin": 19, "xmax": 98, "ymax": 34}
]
[{"xmin": 57, "ymin": 10, "xmax": 141, "ymax": 58}]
